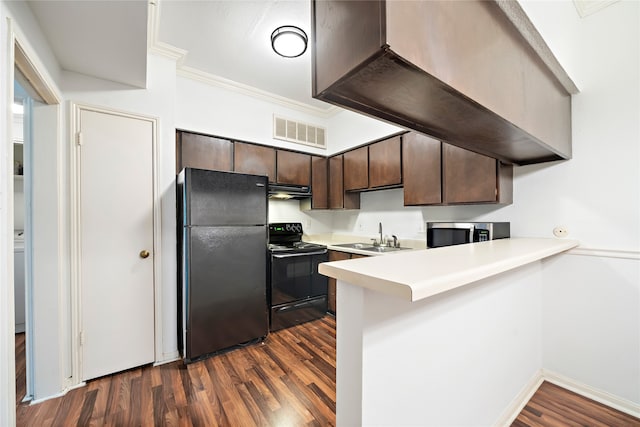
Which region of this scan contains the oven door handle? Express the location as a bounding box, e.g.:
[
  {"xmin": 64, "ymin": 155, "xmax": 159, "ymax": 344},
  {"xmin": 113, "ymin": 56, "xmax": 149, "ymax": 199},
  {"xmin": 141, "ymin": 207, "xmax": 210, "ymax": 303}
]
[
  {"xmin": 276, "ymin": 298, "xmax": 323, "ymax": 313},
  {"xmin": 272, "ymin": 250, "xmax": 328, "ymax": 259}
]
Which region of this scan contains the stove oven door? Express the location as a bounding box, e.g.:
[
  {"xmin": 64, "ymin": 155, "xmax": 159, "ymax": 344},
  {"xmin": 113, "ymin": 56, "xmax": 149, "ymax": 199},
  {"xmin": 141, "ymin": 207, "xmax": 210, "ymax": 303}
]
[{"xmin": 269, "ymin": 250, "xmax": 328, "ymax": 330}]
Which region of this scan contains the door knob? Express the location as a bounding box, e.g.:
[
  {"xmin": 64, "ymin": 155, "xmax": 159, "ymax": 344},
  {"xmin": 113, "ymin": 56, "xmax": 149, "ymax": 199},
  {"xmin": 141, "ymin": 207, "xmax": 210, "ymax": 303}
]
[{"xmin": 139, "ymin": 250, "xmax": 150, "ymax": 259}]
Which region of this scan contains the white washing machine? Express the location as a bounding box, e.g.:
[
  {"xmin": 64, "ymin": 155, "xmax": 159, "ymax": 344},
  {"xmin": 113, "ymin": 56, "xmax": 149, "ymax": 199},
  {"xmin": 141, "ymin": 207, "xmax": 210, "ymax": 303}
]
[{"xmin": 14, "ymin": 231, "xmax": 25, "ymax": 333}]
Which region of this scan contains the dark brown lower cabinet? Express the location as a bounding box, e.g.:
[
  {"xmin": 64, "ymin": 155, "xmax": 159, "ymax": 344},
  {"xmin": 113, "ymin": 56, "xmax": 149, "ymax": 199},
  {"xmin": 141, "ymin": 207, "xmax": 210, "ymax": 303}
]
[
  {"xmin": 442, "ymin": 143, "xmax": 513, "ymax": 204},
  {"xmin": 327, "ymin": 250, "xmax": 368, "ymax": 314}
]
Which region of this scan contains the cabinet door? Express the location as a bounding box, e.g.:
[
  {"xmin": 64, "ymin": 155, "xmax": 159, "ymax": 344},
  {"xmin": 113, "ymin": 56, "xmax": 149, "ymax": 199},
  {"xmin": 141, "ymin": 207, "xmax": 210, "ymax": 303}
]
[
  {"xmin": 328, "ymin": 155, "xmax": 344, "ymax": 209},
  {"xmin": 343, "ymin": 146, "xmax": 368, "ymax": 190},
  {"xmin": 328, "ymin": 250, "xmax": 352, "ymax": 314},
  {"xmin": 369, "ymin": 135, "xmax": 402, "ymax": 188},
  {"xmin": 176, "ymin": 131, "xmax": 232, "ymax": 174},
  {"xmin": 234, "ymin": 142, "xmax": 276, "ymax": 182},
  {"xmin": 276, "ymin": 150, "xmax": 311, "ymax": 186},
  {"xmin": 329, "ymin": 155, "xmax": 360, "ymax": 209},
  {"xmin": 442, "ymin": 144, "xmax": 497, "ymax": 204},
  {"xmin": 402, "ymin": 133, "xmax": 442, "ymax": 205},
  {"xmin": 311, "ymin": 156, "xmax": 328, "ymax": 209}
]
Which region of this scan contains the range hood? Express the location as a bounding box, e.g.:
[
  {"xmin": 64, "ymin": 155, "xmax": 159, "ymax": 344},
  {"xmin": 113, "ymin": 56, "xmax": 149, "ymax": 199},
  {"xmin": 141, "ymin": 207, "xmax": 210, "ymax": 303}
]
[
  {"xmin": 311, "ymin": 0, "xmax": 575, "ymax": 165},
  {"xmin": 268, "ymin": 183, "xmax": 312, "ymax": 200}
]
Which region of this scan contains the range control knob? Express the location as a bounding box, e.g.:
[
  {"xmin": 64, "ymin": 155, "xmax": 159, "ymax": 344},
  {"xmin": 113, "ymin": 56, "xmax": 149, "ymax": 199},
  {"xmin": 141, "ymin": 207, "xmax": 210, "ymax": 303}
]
[{"xmin": 285, "ymin": 224, "xmax": 291, "ymax": 231}]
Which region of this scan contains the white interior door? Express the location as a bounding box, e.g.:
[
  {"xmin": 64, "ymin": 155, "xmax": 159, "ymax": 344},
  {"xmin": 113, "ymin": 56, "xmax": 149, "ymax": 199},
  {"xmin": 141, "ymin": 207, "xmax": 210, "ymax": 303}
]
[{"xmin": 79, "ymin": 108, "xmax": 155, "ymax": 381}]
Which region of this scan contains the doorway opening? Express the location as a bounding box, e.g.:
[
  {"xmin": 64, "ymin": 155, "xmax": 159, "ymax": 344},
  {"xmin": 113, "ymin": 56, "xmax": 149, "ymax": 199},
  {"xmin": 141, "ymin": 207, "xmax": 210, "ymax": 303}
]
[{"xmin": 10, "ymin": 38, "xmax": 61, "ymax": 410}]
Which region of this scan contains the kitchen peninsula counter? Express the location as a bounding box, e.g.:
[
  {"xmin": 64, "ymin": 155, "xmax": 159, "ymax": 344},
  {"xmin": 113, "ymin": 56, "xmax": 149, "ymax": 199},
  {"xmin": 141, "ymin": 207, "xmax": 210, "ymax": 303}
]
[
  {"xmin": 321, "ymin": 237, "xmax": 580, "ymax": 426},
  {"xmin": 318, "ymin": 237, "xmax": 579, "ymax": 302}
]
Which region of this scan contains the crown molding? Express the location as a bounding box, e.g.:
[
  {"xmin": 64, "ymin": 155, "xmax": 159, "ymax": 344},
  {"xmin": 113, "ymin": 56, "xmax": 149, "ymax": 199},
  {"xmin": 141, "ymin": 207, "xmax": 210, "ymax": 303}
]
[
  {"xmin": 147, "ymin": 0, "xmax": 339, "ymax": 119},
  {"xmin": 177, "ymin": 66, "xmax": 338, "ymax": 118}
]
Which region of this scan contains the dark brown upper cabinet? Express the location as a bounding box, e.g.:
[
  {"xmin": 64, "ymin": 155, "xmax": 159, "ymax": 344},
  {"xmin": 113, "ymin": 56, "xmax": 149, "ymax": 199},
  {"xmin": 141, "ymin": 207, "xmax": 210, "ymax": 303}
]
[
  {"xmin": 312, "ymin": 0, "xmax": 572, "ymax": 165},
  {"xmin": 402, "ymin": 132, "xmax": 442, "ymax": 206},
  {"xmin": 343, "ymin": 146, "xmax": 368, "ymax": 191},
  {"xmin": 233, "ymin": 142, "xmax": 276, "ymax": 182},
  {"xmin": 176, "ymin": 131, "xmax": 233, "ymax": 174},
  {"xmin": 276, "ymin": 150, "xmax": 311, "ymax": 186},
  {"xmin": 300, "ymin": 155, "xmax": 329, "ymax": 210},
  {"xmin": 369, "ymin": 135, "xmax": 402, "ymax": 189},
  {"xmin": 329, "ymin": 155, "xmax": 360, "ymax": 209},
  {"xmin": 442, "ymin": 143, "xmax": 513, "ymax": 205}
]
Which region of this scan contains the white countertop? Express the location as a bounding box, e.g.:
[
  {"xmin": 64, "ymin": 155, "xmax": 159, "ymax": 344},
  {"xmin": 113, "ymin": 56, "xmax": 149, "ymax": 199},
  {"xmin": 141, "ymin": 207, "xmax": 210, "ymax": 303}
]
[{"xmin": 318, "ymin": 238, "xmax": 579, "ymax": 302}]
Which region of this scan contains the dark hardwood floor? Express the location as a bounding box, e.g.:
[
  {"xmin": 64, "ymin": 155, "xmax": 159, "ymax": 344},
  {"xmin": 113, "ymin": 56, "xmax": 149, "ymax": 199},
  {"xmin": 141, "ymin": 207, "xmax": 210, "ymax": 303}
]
[
  {"xmin": 15, "ymin": 332, "xmax": 26, "ymax": 403},
  {"xmin": 16, "ymin": 318, "xmax": 640, "ymax": 427},
  {"xmin": 16, "ymin": 316, "xmax": 336, "ymax": 427},
  {"xmin": 513, "ymin": 381, "xmax": 640, "ymax": 427}
]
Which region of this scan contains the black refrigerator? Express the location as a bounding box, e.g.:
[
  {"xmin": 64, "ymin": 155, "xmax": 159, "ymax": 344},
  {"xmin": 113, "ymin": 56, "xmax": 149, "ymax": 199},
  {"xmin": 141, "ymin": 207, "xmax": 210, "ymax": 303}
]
[{"xmin": 177, "ymin": 168, "xmax": 268, "ymax": 362}]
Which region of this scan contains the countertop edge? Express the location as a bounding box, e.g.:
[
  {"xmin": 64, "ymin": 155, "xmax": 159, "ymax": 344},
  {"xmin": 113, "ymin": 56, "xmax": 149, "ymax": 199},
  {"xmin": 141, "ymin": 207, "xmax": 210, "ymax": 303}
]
[{"xmin": 318, "ymin": 238, "xmax": 580, "ymax": 302}]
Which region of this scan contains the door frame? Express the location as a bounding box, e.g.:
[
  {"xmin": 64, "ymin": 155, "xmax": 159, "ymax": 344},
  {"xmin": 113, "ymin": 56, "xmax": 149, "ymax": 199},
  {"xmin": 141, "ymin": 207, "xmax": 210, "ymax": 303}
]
[
  {"xmin": 68, "ymin": 103, "xmax": 162, "ymax": 385},
  {"xmin": 2, "ymin": 16, "xmax": 63, "ymax": 425}
]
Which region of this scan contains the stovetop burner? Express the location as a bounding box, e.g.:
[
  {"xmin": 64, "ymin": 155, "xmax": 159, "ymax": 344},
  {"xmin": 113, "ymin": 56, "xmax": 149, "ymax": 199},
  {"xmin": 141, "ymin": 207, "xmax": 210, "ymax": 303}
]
[{"xmin": 268, "ymin": 222, "xmax": 326, "ymax": 254}]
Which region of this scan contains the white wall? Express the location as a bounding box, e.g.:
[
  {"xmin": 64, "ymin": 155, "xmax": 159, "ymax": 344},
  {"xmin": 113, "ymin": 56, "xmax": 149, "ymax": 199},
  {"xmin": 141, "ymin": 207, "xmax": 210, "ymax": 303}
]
[
  {"xmin": 1, "ymin": 0, "xmax": 638, "ymax": 416},
  {"xmin": 338, "ymin": 262, "xmax": 543, "ymax": 426},
  {"xmin": 61, "ymin": 54, "xmax": 180, "ymax": 362},
  {"xmin": 542, "ymin": 253, "xmax": 640, "ymax": 404},
  {"xmin": 514, "ymin": 0, "xmax": 639, "ymax": 251},
  {"xmin": 1, "ymin": 0, "xmax": 64, "ymax": 422},
  {"xmin": 516, "ymin": 0, "xmax": 640, "ymax": 408},
  {"xmin": 176, "ymin": 76, "xmax": 330, "ymax": 156},
  {"xmin": 326, "ymin": 108, "xmax": 404, "ymax": 155}
]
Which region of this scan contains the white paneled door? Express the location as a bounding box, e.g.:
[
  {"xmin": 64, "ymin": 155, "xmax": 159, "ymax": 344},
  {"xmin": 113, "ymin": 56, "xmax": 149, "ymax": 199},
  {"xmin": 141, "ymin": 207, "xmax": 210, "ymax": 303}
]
[{"xmin": 79, "ymin": 108, "xmax": 155, "ymax": 381}]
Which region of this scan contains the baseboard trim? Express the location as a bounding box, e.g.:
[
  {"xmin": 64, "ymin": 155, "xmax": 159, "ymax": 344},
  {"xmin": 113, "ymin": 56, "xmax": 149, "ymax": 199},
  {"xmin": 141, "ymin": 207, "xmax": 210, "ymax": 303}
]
[
  {"xmin": 498, "ymin": 369, "xmax": 640, "ymax": 423},
  {"xmin": 495, "ymin": 370, "xmax": 544, "ymax": 427},
  {"xmin": 542, "ymin": 369, "xmax": 640, "ymax": 418},
  {"xmin": 28, "ymin": 380, "xmax": 86, "ymax": 406},
  {"xmin": 154, "ymin": 351, "xmax": 181, "ymax": 366}
]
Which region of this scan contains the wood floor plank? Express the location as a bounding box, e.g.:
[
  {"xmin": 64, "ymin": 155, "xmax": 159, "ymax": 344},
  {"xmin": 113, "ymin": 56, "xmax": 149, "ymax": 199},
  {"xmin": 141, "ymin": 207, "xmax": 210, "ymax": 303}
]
[
  {"xmin": 512, "ymin": 381, "xmax": 640, "ymax": 427},
  {"xmin": 18, "ymin": 316, "xmax": 637, "ymax": 427}
]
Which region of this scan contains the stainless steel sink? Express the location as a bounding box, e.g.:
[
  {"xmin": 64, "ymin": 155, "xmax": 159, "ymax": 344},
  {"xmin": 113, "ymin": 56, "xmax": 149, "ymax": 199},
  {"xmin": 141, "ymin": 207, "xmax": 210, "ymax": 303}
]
[
  {"xmin": 332, "ymin": 243, "xmax": 372, "ymax": 249},
  {"xmin": 361, "ymin": 246, "xmax": 410, "ymax": 253},
  {"xmin": 332, "ymin": 243, "xmax": 411, "ymax": 253}
]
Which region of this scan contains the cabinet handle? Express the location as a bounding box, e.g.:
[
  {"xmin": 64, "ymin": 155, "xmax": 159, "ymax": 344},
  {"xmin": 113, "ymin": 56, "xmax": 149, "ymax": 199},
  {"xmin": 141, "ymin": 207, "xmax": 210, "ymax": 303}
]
[{"xmin": 139, "ymin": 250, "xmax": 150, "ymax": 259}]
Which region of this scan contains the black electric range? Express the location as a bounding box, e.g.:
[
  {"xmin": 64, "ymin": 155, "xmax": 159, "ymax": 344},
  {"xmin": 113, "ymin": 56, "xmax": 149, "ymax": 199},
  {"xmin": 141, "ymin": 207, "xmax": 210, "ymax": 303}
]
[{"xmin": 267, "ymin": 223, "xmax": 328, "ymax": 331}]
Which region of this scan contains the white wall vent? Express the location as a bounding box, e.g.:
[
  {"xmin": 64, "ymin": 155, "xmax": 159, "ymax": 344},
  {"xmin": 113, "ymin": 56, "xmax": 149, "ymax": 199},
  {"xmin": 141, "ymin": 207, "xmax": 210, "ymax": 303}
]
[{"xmin": 273, "ymin": 115, "xmax": 326, "ymax": 149}]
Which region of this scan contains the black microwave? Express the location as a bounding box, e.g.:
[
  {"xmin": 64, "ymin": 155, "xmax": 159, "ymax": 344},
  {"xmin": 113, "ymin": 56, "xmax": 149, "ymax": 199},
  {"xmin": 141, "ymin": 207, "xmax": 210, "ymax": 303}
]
[{"xmin": 426, "ymin": 222, "xmax": 510, "ymax": 248}]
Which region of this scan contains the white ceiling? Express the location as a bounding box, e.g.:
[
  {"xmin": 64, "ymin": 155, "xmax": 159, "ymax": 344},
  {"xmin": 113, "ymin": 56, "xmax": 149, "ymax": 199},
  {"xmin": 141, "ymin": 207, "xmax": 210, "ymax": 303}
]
[
  {"xmin": 27, "ymin": 1, "xmax": 148, "ymax": 88},
  {"xmin": 25, "ymin": 0, "xmax": 613, "ymax": 114},
  {"xmin": 155, "ymin": 0, "xmax": 328, "ymax": 111},
  {"xmin": 26, "ymin": 0, "xmax": 330, "ymax": 113}
]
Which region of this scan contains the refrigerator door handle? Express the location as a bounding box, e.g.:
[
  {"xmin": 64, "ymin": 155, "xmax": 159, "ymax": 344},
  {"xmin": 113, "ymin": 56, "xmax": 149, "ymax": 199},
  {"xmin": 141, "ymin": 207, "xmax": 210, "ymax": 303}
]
[{"xmin": 272, "ymin": 250, "xmax": 328, "ymax": 259}]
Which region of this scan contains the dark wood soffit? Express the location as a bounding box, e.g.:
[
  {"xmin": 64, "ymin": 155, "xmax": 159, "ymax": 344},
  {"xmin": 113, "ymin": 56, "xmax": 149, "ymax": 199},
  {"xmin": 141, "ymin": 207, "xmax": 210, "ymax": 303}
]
[{"xmin": 314, "ymin": 49, "xmax": 568, "ymax": 166}]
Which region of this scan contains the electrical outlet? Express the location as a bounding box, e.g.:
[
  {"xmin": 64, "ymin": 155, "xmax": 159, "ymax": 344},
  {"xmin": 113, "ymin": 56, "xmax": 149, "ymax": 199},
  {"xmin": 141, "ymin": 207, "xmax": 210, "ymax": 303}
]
[{"xmin": 553, "ymin": 226, "xmax": 568, "ymax": 238}]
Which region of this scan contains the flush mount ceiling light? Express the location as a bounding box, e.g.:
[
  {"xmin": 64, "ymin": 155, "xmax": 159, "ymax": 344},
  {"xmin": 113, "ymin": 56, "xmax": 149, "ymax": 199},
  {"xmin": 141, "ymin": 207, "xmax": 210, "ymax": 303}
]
[{"xmin": 271, "ymin": 25, "xmax": 308, "ymax": 58}]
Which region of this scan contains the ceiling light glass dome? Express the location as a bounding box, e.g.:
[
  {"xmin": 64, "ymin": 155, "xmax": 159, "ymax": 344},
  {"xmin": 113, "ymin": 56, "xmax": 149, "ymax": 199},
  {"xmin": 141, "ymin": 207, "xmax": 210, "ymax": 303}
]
[{"xmin": 271, "ymin": 26, "xmax": 308, "ymax": 58}]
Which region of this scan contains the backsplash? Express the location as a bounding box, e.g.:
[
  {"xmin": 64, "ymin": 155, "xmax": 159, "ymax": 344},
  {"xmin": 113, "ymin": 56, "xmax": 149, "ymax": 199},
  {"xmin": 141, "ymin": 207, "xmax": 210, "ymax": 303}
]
[{"xmin": 269, "ymin": 188, "xmax": 513, "ymax": 241}]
